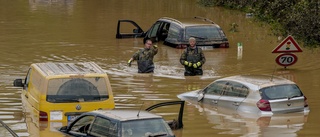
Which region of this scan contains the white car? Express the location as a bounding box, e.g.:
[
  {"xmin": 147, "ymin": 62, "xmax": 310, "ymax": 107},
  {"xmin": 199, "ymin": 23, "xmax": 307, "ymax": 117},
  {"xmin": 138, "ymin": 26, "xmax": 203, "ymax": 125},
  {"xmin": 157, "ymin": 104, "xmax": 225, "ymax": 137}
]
[{"xmin": 177, "ymin": 74, "xmax": 310, "ymax": 117}]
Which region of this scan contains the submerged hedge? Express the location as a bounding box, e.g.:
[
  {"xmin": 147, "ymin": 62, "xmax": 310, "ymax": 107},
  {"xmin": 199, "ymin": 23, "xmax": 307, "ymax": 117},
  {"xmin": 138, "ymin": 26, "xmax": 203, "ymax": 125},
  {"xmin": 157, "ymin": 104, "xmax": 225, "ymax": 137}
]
[{"xmin": 198, "ymin": 0, "xmax": 320, "ymax": 48}]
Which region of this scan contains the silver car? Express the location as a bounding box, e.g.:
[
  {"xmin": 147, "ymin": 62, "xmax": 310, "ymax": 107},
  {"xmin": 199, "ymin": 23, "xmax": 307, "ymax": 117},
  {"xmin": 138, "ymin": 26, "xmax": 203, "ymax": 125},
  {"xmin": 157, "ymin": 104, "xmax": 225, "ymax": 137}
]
[
  {"xmin": 177, "ymin": 74, "xmax": 310, "ymax": 117},
  {"xmin": 59, "ymin": 101, "xmax": 185, "ymax": 137}
]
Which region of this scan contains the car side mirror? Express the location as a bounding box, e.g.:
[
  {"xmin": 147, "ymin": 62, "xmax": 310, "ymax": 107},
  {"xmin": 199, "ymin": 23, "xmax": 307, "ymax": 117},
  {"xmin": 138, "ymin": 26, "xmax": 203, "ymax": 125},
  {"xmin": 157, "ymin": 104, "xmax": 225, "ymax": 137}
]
[
  {"xmin": 59, "ymin": 126, "xmax": 68, "ymax": 132},
  {"xmin": 133, "ymin": 28, "xmax": 141, "ymax": 33},
  {"xmin": 13, "ymin": 79, "xmax": 24, "ymax": 87},
  {"xmin": 197, "ymin": 92, "xmax": 204, "ymax": 102}
]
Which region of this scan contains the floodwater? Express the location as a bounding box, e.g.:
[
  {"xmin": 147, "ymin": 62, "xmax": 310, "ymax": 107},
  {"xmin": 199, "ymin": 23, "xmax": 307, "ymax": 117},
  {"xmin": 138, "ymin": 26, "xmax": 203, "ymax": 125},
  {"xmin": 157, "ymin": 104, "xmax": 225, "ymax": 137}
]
[{"xmin": 0, "ymin": 0, "xmax": 320, "ymax": 137}]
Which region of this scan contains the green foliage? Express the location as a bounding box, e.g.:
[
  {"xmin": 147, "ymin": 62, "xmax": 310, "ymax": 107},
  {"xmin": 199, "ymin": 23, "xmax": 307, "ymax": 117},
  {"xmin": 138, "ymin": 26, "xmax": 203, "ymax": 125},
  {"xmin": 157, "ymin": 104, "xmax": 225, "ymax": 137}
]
[
  {"xmin": 229, "ymin": 23, "xmax": 239, "ymax": 32},
  {"xmin": 198, "ymin": 0, "xmax": 320, "ymax": 48}
]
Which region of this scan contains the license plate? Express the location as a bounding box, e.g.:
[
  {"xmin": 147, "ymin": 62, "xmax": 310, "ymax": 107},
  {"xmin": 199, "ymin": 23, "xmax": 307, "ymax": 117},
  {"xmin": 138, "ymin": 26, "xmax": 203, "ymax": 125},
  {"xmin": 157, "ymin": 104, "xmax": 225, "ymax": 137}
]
[
  {"xmin": 50, "ymin": 111, "xmax": 63, "ymax": 121},
  {"xmin": 68, "ymin": 115, "xmax": 80, "ymax": 121}
]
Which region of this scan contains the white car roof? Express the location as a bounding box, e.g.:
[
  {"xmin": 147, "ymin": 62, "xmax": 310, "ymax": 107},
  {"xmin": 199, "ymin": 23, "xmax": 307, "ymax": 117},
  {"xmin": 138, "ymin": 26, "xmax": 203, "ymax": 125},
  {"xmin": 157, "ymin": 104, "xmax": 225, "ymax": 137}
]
[
  {"xmin": 89, "ymin": 109, "xmax": 162, "ymax": 121},
  {"xmin": 216, "ymin": 74, "xmax": 295, "ymax": 90},
  {"xmin": 33, "ymin": 62, "xmax": 106, "ymax": 76}
]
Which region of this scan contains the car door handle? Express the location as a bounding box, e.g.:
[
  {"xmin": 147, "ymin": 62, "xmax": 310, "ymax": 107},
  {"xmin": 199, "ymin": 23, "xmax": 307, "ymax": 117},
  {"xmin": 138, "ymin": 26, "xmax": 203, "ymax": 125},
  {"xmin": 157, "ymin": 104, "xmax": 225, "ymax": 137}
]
[{"xmin": 232, "ymin": 102, "xmax": 240, "ymax": 106}]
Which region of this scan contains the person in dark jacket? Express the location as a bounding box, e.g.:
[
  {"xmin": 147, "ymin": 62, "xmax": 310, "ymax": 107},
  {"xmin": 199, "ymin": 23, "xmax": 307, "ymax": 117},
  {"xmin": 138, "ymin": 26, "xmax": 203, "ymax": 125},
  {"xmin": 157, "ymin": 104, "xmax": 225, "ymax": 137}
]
[
  {"xmin": 180, "ymin": 37, "xmax": 206, "ymax": 76},
  {"xmin": 127, "ymin": 39, "xmax": 158, "ymax": 73}
]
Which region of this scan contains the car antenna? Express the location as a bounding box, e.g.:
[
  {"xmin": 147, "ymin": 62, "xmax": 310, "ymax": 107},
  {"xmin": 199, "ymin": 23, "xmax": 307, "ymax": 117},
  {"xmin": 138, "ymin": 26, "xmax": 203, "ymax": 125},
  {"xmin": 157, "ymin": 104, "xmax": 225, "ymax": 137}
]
[
  {"xmin": 270, "ymin": 65, "xmax": 277, "ymax": 82},
  {"xmin": 137, "ymin": 102, "xmax": 144, "ymax": 117}
]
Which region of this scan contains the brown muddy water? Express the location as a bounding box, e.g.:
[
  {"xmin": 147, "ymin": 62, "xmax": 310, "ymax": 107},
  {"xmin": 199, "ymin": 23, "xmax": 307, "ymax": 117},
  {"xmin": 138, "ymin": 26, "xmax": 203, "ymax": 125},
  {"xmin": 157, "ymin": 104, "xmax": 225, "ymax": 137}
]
[{"xmin": 0, "ymin": 0, "xmax": 320, "ymax": 137}]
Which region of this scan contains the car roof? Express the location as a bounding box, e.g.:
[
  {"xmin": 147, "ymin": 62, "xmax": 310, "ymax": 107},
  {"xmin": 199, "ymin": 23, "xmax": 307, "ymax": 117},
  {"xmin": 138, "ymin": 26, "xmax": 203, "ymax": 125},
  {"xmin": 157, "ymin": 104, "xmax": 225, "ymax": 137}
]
[
  {"xmin": 158, "ymin": 17, "xmax": 221, "ymax": 28},
  {"xmin": 32, "ymin": 62, "xmax": 106, "ymax": 76},
  {"xmin": 87, "ymin": 109, "xmax": 162, "ymax": 121},
  {"xmin": 216, "ymin": 74, "xmax": 295, "ymax": 90}
]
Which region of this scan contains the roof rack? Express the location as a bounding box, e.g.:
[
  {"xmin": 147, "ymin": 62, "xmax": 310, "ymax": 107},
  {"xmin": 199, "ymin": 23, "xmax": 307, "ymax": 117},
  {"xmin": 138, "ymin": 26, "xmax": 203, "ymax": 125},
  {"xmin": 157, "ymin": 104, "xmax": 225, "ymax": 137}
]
[
  {"xmin": 194, "ymin": 16, "xmax": 215, "ymax": 24},
  {"xmin": 160, "ymin": 17, "xmax": 182, "ymax": 25}
]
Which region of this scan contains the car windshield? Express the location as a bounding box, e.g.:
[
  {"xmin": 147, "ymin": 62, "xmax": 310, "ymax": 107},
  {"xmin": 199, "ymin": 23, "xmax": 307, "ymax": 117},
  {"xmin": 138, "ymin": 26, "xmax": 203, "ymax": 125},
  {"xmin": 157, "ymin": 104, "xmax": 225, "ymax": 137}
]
[
  {"xmin": 185, "ymin": 26, "xmax": 222, "ymax": 40},
  {"xmin": 121, "ymin": 118, "xmax": 174, "ymax": 137},
  {"xmin": 46, "ymin": 77, "xmax": 109, "ymax": 103},
  {"xmin": 260, "ymin": 84, "xmax": 303, "ymax": 100}
]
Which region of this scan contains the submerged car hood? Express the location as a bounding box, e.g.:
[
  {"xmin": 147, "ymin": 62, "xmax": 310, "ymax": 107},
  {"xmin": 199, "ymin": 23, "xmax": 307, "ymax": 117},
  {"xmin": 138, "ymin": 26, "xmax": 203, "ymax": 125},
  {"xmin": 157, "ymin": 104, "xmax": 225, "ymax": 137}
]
[{"xmin": 177, "ymin": 90, "xmax": 201, "ymax": 101}]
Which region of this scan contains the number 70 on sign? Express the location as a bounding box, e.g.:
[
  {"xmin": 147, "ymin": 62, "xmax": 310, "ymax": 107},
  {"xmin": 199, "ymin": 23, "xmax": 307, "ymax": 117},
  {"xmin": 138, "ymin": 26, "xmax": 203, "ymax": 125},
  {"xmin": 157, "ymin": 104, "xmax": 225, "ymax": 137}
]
[{"xmin": 275, "ymin": 53, "xmax": 298, "ymax": 67}]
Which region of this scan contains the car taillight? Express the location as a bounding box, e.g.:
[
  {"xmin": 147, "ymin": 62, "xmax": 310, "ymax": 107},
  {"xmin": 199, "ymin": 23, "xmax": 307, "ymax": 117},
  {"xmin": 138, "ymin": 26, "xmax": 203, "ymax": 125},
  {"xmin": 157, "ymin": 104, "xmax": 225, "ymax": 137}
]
[
  {"xmin": 177, "ymin": 44, "xmax": 187, "ymax": 49},
  {"xmin": 304, "ymin": 96, "xmax": 308, "ymax": 107},
  {"xmin": 220, "ymin": 43, "xmax": 229, "ymax": 48},
  {"xmin": 39, "ymin": 111, "xmax": 48, "ymax": 121},
  {"xmin": 256, "ymin": 99, "xmax": 271, "ymax": 111}
]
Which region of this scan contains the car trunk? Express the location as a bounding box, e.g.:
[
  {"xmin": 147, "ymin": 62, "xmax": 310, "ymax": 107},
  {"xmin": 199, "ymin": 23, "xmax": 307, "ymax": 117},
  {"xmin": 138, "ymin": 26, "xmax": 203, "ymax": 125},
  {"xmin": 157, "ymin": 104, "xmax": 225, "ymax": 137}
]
[
  {"xmin": 259, "ymin": 84, "xmax": 306, "ymax": 114},
  {"xmin": 269, "ymin": 97, "xmax": 305, "ymax": 113}
]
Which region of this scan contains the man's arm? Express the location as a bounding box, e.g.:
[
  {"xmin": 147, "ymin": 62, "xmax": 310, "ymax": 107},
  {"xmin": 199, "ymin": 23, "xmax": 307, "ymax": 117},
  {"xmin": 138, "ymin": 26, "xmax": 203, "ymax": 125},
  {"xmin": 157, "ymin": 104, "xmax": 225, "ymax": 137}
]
[
  {"xmin": 199, "ymin": 48, "xmax": 206, "ymax": 64},
  {"xmin": 180, "ymin": 49, "xmax": 187, "ymax": 65},
  {"xmin": 128, "ymin": 50, "xmax": 140, "ymax": 66}
]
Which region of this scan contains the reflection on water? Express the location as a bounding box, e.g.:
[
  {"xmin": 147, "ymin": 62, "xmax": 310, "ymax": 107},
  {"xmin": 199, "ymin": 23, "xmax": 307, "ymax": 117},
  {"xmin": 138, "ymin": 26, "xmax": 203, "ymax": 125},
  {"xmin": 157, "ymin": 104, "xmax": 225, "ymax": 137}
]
[
  {"xmin": 1, "ymin": 0, "xmax": 320, "ymax": 136},
  {"xmin": 186, "ymin": 102, "xmax": 307, "ymax": 137},
  {"xmin": 29, "ymin": 0, "xmax": 76, "ymax": 15}
]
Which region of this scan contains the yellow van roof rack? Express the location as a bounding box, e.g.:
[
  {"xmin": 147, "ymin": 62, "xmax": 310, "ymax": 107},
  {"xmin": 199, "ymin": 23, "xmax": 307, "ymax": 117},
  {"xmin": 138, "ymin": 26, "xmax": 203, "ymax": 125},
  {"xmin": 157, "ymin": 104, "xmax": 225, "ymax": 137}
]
[{"xmin": 34, "ymin": 62, "xmax": 106, "ymax": 76}]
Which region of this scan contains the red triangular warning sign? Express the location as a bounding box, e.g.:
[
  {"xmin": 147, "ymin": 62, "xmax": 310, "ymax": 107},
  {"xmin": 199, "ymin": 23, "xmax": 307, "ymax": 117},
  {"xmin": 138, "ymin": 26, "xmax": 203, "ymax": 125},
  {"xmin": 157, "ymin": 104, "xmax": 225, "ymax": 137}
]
[{"xmin": 272, "ymin": 35, "xmax": 303, "ymax": 53}]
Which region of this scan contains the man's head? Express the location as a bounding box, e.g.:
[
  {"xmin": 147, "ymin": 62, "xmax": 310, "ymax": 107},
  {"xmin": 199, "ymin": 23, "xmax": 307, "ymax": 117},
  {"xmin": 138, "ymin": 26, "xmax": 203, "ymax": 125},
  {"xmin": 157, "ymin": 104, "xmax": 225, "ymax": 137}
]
[
  {"xmin": 144, "ymin": 39, "xmax": 153, "ymax": 49},
  {"xmin": 189, "ymin": 37, "xmax": 196, "ymax": 48}
]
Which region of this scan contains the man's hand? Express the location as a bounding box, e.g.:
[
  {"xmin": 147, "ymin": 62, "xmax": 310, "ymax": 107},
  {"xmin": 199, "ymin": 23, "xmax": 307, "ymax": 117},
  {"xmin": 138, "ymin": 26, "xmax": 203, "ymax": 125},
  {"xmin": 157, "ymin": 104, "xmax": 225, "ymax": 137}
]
[
  {"xmin": 193, "ymin": 62, "xmax": 201, "ymax": 68},
  {"xmin": 128, "ymin": 59, "xmax": 132, "ymax": 67},
  {"xmin": 184, "ymin": 61, "xmax": 192, "ymax": 67}
]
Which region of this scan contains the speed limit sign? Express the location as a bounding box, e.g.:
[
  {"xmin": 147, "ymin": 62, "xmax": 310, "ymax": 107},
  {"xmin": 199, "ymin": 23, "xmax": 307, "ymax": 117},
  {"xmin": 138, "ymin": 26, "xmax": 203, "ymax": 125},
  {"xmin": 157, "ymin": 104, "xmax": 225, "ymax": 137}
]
[{"xmin": 275, "ymin": 53, "xmax": 298, "ymax": 67}]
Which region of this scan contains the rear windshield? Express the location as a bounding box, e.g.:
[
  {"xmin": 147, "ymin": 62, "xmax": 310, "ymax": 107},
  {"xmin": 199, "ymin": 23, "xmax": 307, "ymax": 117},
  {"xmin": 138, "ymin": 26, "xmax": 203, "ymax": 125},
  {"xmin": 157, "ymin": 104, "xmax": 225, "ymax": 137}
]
[
  {"xmin": 121, "ymin": 118, "xmax": 173, "ymax": 137},
  {"xmin": 185, "ymin": 26, "xmax": 222, "ymax": 40},
  {"xmin": 260, "ymin": 84, "xmax": 303, "ymax": 100},
  {"xmin": 46, "ymin": 77, "xmax": 109, "ymax": 103}
]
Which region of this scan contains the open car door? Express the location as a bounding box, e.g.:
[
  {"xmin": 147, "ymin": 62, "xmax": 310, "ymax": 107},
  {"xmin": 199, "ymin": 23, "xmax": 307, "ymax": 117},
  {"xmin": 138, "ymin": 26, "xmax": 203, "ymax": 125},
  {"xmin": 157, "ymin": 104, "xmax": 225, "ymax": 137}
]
[
  {"xmin": 116, "ymin": 20, "xmax": 146, "ymax": 39},
  {"xmin": 145, "ymin": 100, "xmax": 185, "ymax": 130}
]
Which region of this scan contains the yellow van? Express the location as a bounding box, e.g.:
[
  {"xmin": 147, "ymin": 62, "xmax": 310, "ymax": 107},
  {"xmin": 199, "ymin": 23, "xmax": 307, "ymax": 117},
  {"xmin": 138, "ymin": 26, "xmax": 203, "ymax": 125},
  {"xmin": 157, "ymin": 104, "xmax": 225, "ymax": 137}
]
[{"xmin": 13, "ymin": 62, "xmax": 115, "ymax": 123}]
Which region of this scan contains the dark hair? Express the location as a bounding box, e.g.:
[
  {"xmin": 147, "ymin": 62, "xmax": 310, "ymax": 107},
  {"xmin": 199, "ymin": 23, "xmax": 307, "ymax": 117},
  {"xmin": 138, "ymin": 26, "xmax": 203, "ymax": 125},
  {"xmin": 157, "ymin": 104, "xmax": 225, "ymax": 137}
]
[{"xmin": 143, "ymin": 38, "xmax": 152, "ymax": 44}]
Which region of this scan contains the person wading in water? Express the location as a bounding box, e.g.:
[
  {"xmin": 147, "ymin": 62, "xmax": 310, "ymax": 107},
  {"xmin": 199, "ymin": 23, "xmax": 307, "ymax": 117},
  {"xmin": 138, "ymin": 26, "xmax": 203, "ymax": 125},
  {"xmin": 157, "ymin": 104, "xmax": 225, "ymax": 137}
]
[
  {"xmin": 127, "ymin": 39, "xmax": 158, "ymax": 73},
  {"xmin": 180, "ymin": 37, "xmax": 206, "ymax": 76}
]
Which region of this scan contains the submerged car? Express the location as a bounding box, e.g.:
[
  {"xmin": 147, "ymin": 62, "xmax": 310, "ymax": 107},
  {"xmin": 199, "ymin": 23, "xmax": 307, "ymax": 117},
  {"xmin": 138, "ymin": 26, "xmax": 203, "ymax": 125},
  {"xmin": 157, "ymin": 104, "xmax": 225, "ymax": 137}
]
[
  {"xmin": 59, "ymin": 101, "xmax": 185, "ymax": 137},
  {"xmin": 116, "ymin": 16, "xmax": 229, "ymax": 49},
  {"xmin": 13, "ymin": 62, "xmax": 115, "ymax": 123},
  {"xmin": 177, "ymin": 74, "xmax": 309, "ymax": 117}
]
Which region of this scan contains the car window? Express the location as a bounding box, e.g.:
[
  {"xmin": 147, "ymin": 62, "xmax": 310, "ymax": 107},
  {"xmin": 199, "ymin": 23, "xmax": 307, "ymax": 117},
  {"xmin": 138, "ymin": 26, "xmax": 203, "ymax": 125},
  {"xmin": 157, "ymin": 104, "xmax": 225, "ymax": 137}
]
[
  {"xmin": 46, "ymin": 77, "xmax": 109, "ymax": 103},
  {"xmin": 70, "ymin": 115, "xmax": 95, "ymax": 133},
  {"xmin": 167, "ymin": 24, "xmax": 180, "ymax": 41},
  {"xmin": 223, "ymin": 82, "xmax": 249, "ymax": 97},
  {"xmin": 159, "ymin": 22, "xmax": 170, "ymax": 41},
  {"xmin": 203, "ymin": 81, "xmax": 227, "ymax": 95},
  {"xmin": 89, "ymin": 117, "xmax": 118, "ymax": 137},
  {"xmin": 24, "ymin": 68, "xmax": 31, "ymax": 91},
  {"xmin": 185, "ymin": 26, "xmax": 222, "ymax": 40},
  {"xmin": 122, "ymin": 118, "xmax": 173, "ymax": 137},
  {"xmin": 260, "ymin": 84, "xmax": 303, "ymax": 100},
  {"xmin": 147, "ymin": 22, "xmax": 161, "ymax": 39}
]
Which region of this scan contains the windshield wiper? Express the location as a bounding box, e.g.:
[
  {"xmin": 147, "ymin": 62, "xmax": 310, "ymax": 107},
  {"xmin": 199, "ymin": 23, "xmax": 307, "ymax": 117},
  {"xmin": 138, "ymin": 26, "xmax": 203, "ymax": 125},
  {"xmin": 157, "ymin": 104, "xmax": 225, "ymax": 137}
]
[
  {"xmin": 148, "ymin": 133, "xmax": 168, "ymax": 137},
  {"xmin": 288, "ymin": 95, "xmax": 302, "ymax": 100},
  {"xmin": 189, "ymin": 35, "xmax": 207, "ymax": 40},
  {"xmin": 50, "ymin": 98, "xmax": 81, "ymax": 103}
]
